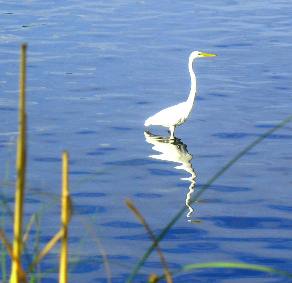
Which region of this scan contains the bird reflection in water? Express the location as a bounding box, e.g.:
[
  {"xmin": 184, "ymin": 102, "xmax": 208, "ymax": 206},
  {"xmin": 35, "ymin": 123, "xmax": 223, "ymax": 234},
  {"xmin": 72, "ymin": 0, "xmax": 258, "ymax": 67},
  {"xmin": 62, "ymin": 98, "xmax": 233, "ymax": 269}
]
[{"xmin": 144, "ymin": 131, "xmax": 197, "ymax": 220}]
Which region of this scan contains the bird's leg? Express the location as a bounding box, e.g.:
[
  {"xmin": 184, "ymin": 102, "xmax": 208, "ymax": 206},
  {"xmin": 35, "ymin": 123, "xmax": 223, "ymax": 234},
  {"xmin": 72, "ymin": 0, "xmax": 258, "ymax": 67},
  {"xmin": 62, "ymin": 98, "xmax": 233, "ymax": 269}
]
[{"xmin": 169, "ymin": 126, "xmax": 175, "ymax": 139}]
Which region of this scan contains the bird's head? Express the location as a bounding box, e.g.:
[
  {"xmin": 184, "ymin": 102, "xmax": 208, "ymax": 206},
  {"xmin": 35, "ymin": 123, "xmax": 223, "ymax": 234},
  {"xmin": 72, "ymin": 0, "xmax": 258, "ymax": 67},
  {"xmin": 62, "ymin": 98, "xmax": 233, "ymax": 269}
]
[{"xmin": 190, "ymin": 51, "xmax": 217, "ymax": 60}]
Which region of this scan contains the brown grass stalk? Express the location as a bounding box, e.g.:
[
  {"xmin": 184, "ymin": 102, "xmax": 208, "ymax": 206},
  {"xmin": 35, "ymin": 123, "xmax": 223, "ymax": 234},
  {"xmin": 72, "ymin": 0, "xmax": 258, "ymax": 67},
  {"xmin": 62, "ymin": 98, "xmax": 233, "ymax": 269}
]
[{"xmin": 125, "ymin": 199, "xmax": 173, "ymax": 283}]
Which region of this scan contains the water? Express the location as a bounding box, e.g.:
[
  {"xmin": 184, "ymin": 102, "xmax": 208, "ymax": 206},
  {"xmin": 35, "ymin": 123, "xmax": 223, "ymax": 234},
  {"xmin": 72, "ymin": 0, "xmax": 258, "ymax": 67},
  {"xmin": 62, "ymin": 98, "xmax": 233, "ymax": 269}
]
[{"xmin": 1, "ymin": 0, "xmax": 292, "ymax": 282}]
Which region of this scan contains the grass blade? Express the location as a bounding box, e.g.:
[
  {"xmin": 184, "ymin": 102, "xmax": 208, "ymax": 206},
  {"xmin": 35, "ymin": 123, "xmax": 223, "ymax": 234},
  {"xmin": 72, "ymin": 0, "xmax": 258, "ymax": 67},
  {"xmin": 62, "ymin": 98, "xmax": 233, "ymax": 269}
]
[
  {"xmin": 29, "ymin": 214, "xmax": 41, "ymax": 282},
  {"xmin": 29, "ymin": 230, "xmax": 63, "ymax": 272},
  {"xmin": 126, "ymin": 199, "xmax": 173, "ymax": 283},
  {"xmin": 22, "ymin": 214, "xmax": 37, "ymax": 246},
  {"xmin": 81, "ymin": 220, "xmax": 112, "ymax": 283},
  {"xmin": 126, "ymin": 115, "xmax": 292, "ymax": 282},
  {"xmin": 160, "ymin": 262, "xmax": 292, "ymax": 280},
  {"xmin": 0, "ymin": 229, "xmax": 13, "ymax": 262}
]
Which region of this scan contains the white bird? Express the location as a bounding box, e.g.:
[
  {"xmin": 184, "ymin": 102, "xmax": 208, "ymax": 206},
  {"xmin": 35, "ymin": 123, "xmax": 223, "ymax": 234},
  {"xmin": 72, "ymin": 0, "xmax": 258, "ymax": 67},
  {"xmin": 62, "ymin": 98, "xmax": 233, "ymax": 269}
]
[{"xmin": 144, "ymin": 51, "xmax": 216, "ymax": 139}]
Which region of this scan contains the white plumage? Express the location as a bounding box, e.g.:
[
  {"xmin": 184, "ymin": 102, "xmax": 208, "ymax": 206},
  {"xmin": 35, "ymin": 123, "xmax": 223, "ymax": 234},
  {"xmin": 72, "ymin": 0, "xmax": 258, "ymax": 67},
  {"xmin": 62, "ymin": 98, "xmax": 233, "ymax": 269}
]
[{"xmin": 144, "ymin": 51, "xmax": 216, "ymax": 138}]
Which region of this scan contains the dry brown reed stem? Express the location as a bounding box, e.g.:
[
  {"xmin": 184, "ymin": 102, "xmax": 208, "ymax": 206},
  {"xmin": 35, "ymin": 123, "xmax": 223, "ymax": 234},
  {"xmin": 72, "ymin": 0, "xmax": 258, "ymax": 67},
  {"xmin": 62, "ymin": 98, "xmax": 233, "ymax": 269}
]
[
  {"xmin": 125, "ymin": 199, "xmax": 173, "ymax": 283},
  {"xmin": 59, "ymin": 151, "xmax": 71, "ymax": 283},
  {"xmin": 10, "ymin": 43, "xmax": 27, "ymax": 283}
]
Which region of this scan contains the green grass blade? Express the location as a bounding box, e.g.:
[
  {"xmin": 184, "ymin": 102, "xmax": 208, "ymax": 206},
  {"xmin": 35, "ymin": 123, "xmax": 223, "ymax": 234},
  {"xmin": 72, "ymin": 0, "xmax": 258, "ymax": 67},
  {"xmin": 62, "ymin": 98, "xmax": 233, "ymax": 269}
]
[
  {"xmin": 126, "ymin": 115, "xmax": 292, "ymax": 283},
  {"xmin": 174, "ymin": 262, "xmax": 292, "ymax": 279}
]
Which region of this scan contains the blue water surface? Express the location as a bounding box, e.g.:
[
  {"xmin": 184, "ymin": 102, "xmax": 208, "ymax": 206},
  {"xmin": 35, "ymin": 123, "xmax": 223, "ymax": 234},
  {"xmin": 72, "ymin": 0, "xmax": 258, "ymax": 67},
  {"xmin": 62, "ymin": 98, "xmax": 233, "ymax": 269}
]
[{"xmin": 0, "ymin": 0, "xmax": 292, "ymax": 282}]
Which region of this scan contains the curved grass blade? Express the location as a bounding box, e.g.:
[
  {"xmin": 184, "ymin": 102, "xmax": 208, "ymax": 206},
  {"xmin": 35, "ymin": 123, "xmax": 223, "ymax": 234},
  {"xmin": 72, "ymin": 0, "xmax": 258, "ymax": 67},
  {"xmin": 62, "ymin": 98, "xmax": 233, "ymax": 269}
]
[
  {"xmin": 81, "ymin": 219, "xmax": 112, "ymax": 283},
  {"xmin": 22, "ymin": 214, "xmax": 37, "ymax": 245},
  {"xmin": 126, "ymin": 115, "xmax": 292, "ymax": 283},
  {"xmin": 126, "ymin": 199, "xmax": 173, "ymax": 283},
  {"xmin": 158, "ymin": 262, "xmax": 292, "ymax": 280},
  {"xmin": 28, "ymin": 229, "xmax": 63, "ymax": 272}
]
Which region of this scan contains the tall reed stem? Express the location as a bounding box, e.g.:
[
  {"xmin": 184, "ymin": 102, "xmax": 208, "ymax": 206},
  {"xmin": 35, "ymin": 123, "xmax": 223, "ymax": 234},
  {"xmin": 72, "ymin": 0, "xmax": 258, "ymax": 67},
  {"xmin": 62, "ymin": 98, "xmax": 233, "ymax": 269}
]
[
  {"xmin": 59, "ymin": 152, "xmax": 70, "ymax": 283},
  {"xmin": 10, "ymin": 43, "xmax": 27, "ymax": 283}
]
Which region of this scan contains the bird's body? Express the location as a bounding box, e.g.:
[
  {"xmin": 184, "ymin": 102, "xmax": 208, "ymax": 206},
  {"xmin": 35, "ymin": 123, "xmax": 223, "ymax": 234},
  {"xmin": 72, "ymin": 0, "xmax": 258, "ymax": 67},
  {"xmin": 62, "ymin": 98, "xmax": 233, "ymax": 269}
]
[
  {"xmin": 145, "ymin": 101, "xmax": 190, "ymax": 128},
  {"xmin": 144, "ymin": 51, "xmax": 216, "ymax": 138}
]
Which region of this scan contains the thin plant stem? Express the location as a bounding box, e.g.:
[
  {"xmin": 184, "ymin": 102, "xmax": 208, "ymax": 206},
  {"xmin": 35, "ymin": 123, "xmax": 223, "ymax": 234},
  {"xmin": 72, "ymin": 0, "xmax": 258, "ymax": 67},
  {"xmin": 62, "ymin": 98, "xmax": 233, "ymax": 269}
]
[
  {"xmin": 23, "ymin": 214, "xmax": 36, "ymax": 246},
  {"xmin": 158, "ymin": 262, "xmax": 292, "ymax": 280},
  {"xmin": 34, "ymin": 215, "xmax": 41, "ymax": 283},
  {"xmin": 126, "ymin": 199, "xmax": 173, "ymax": 283},
  {"xmin": 29, "ymin": 230, "xmax": 63, "ymax": 272},
  {"xmin": 81, "ymin": 220, "xmax": 112, "ymax": 283}
]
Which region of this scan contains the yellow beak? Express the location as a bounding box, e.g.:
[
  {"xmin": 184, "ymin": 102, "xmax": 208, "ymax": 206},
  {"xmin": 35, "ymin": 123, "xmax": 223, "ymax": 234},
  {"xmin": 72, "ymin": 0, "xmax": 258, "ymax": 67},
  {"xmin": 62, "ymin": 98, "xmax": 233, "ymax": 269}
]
[{"xmin": 201, "ymin": 52, "xmax": 217, "ymax": 57}]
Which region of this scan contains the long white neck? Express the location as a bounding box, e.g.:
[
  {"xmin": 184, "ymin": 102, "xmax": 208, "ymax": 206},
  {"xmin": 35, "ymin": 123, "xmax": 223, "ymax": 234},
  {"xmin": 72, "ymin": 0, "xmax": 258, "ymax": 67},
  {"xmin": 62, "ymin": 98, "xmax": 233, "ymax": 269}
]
[{"xmin": 186, "ymin": 57, "xmax": 197, "ymax": 106}]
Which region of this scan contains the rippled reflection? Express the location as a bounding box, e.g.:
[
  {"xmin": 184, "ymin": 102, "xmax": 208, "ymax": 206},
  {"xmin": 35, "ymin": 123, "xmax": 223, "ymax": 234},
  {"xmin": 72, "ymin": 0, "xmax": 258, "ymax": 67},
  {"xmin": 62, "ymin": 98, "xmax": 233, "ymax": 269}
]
[{"xmin": 144, "ymin": 131, "xmax": 197, "ymax": 220}]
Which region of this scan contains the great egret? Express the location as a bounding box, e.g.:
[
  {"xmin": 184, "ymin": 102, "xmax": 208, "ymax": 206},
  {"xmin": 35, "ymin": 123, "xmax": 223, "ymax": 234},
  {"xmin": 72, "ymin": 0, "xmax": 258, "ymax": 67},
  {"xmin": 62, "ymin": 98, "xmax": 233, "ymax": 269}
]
[{"xmin": 144, "ymin": 51, "xmax": 216, "ymax": 138}]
